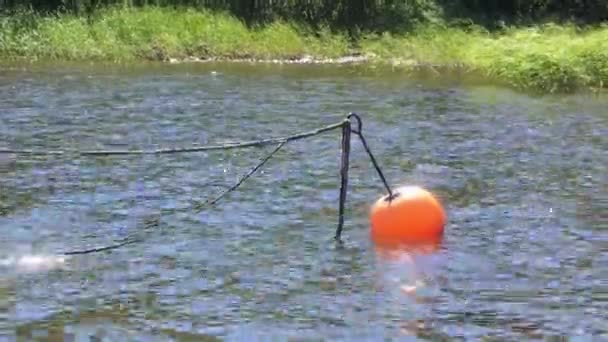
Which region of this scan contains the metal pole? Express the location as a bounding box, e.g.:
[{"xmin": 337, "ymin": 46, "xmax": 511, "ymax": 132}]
[{"xmin": 335, "ymin": 120, "xmax": 351, "ymax": 242}]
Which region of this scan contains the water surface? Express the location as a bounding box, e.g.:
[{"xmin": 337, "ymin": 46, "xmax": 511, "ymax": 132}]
[{"xmin": 0, "ymin": 62, "xmax": 607, "ymax": 340}]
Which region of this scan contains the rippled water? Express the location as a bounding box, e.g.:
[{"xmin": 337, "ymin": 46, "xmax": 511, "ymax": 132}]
[{"xmin": 1, "ymin": 62, "xmax": 606, "ymax": 340}]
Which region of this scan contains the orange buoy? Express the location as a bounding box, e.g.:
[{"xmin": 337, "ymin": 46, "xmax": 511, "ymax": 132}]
[{"xmin": 370, "ymin": 185, "xmax": 446, "ymax": 245}]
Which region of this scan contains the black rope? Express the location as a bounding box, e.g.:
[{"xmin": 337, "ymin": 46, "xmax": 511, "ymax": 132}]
[
  {"xmin": 14, "ymin": 114, "xmax": 393, "ymax": 256},
  {"xmin": 335, "ymin": 120, "xmax": 351, "ymax": 242},
  {"xmin": 347, "ymin": 113, "xmax": 395, "ymax": 201},
  {"xmin": 0, "ymin": 121, "xmax": 345, "ymax": 156},
  {"xmin": 60, "ymin": 216, "xmax": 160, "ymax": 255},
  {"xmin": 62, "ymin": 237, "xmax": 141, "ymax": 255},
  {"xmin": 61, "ymin": 140, "xmax": 286, "ymax": 255},
  {"xmin": 44, "ymin": 123, "xmax": 330, "ymax": 256},
  {"xmin": 194, "ymin": 140, "xmax": 287, "ymax": 211}
]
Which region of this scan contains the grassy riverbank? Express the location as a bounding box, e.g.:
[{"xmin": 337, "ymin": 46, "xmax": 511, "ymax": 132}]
[{"xmin": 1, "ymin": 6, "xmax": 607, "ymax": 93}]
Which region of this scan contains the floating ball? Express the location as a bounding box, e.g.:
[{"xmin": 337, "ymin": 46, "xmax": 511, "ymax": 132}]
[{"xmin": 370, "ymin": 185, "xmax": 446, "ymax": 245}]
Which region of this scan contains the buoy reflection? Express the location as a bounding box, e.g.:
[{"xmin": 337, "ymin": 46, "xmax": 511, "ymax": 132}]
[{"xmin": 373, "ymin": 239, "xmax": 444, "ymax": 300}]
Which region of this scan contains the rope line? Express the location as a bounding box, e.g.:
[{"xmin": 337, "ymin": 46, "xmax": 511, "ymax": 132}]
[
  {"xmin": 194, "ymin": 140, "xmax": 287, "ymax": 211},
  {"xmin": 4, "ymin": 114, "xmax": 393, "ymax": 255},
  {"xmin": 62, "ymin": 237, "xmax": 142, "ymax": 255},
  {"xmin": 0, "ymin": 121, "xmax": 346, "ymax": 156},
  {"xmin": 60, "ymin": 216, "xmax": 160, "ymax": 255},
  {"xmin": 59, "ymin": 141, "xmax": 288, "ymax": 255},
  {"xmin": 348, "ymin": 113, "xmax": 395, "ymax": 201}
]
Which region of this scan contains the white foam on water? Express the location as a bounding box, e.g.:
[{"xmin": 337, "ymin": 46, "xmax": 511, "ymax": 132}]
[{"xmin": 0, "ymin": 254, "xmax": 67, "ymax": 273}]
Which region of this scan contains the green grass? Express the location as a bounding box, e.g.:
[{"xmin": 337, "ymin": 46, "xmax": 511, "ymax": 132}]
[
  {"xmin": 360, "ymin": 23, "xmax": 608, "ymax": 93},
  {"xmin": 0, "ymin": 7, "xmax": 351, "ymax": 61},
  {"xmin": 1, "ymin": 6, "xmax": 607, "ymax": 93}
]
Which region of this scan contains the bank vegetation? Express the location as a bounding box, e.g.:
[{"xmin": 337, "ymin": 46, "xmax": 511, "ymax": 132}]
[{"xmin": 1, "ymin": 1, "xmax": 606, "ymax": 93}]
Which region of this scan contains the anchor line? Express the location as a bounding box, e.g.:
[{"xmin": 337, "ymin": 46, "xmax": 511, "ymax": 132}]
[
  {"xmin": 2, "ymin": 115, "xmax": 393, "ymax": 254},
  {"xmin": 0, "ymin": 121, "xmax": 346, "ymax": 156},
  {"xmin": 348, "ymin": 113, "xmax": 394, "ymax": 200},
  {"xmin": 194, "ymin": 140, "xmax": 287, "ymax": 211}
]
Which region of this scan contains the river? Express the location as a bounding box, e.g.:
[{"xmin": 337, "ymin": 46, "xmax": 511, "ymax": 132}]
[{"xmin": 0, "ymin": 62, "xmax": 606, "ymax": 340}]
